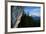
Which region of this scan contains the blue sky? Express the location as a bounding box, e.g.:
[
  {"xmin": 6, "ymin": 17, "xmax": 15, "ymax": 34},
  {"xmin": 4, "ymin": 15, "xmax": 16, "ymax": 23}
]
[{"xmin": 24, "ymin": 6, "xmax": 40, "ymax": 17}]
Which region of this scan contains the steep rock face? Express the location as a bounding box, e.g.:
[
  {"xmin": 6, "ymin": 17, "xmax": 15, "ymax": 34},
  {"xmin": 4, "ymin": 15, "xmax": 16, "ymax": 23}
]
[
  {"xmin": 11, "ymin": 6, "xmax": 23, "ymax": 28},
  {"xmin": 14, "ymin": 12, "xmax": 23, "ymax": 28}
]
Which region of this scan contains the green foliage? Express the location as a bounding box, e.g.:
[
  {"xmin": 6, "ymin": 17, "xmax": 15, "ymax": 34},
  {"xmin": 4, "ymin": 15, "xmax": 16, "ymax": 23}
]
[{"xmin": 18, "ymin": 13, "xmax": 40, "ymax": 28}]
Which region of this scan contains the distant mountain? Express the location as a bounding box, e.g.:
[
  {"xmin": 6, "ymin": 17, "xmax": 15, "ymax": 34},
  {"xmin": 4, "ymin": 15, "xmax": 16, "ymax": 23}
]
[{"xmin": 31, "ymin": 15, "xmax": 40, "ymax": 20}]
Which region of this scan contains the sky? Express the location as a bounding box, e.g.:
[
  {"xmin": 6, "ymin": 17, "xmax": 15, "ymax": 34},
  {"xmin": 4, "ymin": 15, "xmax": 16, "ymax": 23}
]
[{"xmin": 24, "ymin": 6, "xmax": 40, "ymax": 17}]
